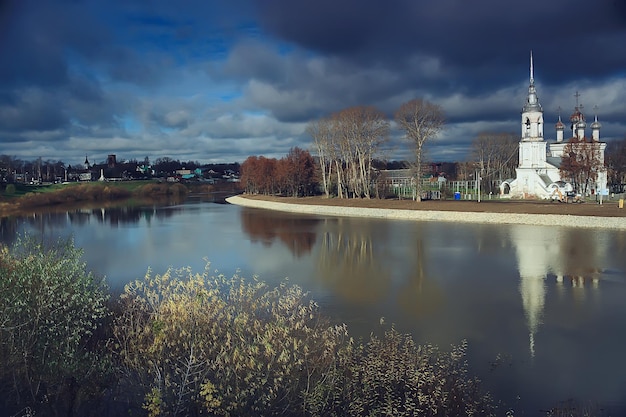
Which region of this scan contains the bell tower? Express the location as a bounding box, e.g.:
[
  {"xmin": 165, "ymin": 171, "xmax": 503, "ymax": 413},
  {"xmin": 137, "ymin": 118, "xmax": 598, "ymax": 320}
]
[
  {"xmin": 518, "ymin": 52, "xmax": 547, "ymax": 171},
  {"xmin": 521, "ymin": 51, "xmax": 544, "ymax": 141}
]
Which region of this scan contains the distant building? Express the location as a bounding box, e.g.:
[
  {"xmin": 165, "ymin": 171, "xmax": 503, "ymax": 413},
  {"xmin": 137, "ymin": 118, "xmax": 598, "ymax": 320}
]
[{"xmin": 500, "ymin": 53, "xmax": 607, "ymax": 199}]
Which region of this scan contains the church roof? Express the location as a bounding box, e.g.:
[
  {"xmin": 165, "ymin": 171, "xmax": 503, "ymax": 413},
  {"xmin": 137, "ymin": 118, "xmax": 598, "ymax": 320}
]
[
  {"xmin": 591, "ymin": 114, "xmax": 601, "ymax": 129},
  {"xmin": 555, "ymin": 117, "xmax": 565, "ymax": 129},
  {"xmin": 546, "ymin": 156, "xmax": 561, "ymax": 168}
]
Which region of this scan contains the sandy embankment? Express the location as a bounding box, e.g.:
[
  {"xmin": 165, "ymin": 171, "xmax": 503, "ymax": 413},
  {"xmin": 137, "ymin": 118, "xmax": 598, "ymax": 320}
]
[{"xmin": 226, "ymin": 195, "xmax": 626, "ymax": 230}]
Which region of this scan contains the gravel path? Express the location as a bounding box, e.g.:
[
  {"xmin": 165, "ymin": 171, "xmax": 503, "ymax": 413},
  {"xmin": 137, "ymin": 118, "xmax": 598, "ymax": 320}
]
[{"xmin": 226, "ymin": 195, "xmax": 626, "ymax": 230}]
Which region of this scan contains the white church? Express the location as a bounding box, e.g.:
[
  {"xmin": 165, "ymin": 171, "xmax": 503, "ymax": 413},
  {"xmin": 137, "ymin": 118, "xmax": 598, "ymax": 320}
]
[{"xmin": 500, "ymin": 54, "xmax": 607, "ymax": 199}]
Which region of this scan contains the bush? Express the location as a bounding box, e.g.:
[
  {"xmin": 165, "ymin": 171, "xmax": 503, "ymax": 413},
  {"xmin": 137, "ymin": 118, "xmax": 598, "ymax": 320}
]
[
  {"xmin": 135, "ymin": 182, "xmax": 188, "ymax": 197},
  {"xmin": 112, "ymin": 265, "xmax": 497, "ymax": 417},
  {"xmin": 4, "ymin": 183, "xmax": 15, "ymax": 195},
  {"xmin": 112, "ymin": 266, "xmax": 346, "ymax": 416},
  {"xmin": 305, "ymin": 329, "xmax": 496, "ymax": 417},
  {"xmin": 0, "ymin": 236, "xmax": 112, "ymax": 416}
]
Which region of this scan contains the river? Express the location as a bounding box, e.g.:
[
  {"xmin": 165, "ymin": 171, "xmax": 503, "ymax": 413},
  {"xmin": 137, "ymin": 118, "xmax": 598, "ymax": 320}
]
[{"xmin": 1, "ymin": 194, "xmax": 625, "ymax": 415}]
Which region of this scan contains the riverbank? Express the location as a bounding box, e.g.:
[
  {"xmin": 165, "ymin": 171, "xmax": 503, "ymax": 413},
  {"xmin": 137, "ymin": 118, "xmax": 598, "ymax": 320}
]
[
  {"xmin": 0, "ymin": 181, "xmax": 237, "ymax": 218},
  {"xmin": 226, "ymin": 194, "xmax": 626, "ymax": 230}
]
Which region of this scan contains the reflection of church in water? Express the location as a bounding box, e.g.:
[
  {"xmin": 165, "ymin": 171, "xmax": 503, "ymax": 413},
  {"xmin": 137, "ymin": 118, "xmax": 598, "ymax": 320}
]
[{"xmin": 511, "ymin": 225, "xmax": 604, "ymax": 358}]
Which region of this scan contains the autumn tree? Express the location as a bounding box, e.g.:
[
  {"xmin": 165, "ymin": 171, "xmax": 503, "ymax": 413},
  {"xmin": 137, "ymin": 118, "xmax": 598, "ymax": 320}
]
[
  {"xmin": 606, "ymin": 136, "xmax": 626, "ymax": 193},
  {"xmin": 560, "ymin": 137, "xmax": 604, "ymax": 195},
  {"xmin": 470, "ymin": 132, "xmax": 518, "ymax": 194},
  {"xmin": 241, "ymin": 149, "xmax": 316, "ymax": 197},
  {"xmin": 240, "ymin": 156, "xmax": 279, "ymax": 195},
  {"xmin": 395, "ymin": 99, "xmax": 444, "ymax": 201},
  {"xmin": 281, "ymin": 147, "xmax": 317, "ymax": 197}
]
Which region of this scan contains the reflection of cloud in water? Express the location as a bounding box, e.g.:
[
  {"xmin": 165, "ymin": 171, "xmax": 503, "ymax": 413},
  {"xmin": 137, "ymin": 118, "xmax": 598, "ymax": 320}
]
[{"xmin": 510, "ymin": 225, "xmax": 606, "ymax": 358}]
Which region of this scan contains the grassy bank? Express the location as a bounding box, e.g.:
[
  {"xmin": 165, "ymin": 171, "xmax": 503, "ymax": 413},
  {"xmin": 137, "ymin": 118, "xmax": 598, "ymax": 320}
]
[{"xmin": 0, "ymin": 181, "xmax": 237, "ymax": 218}]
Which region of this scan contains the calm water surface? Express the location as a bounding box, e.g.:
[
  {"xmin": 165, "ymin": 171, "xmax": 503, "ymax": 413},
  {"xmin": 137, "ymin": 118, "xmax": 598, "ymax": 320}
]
[{"xmin": 2, "ymin": 195, "xmax": 625, "ymax": 415}]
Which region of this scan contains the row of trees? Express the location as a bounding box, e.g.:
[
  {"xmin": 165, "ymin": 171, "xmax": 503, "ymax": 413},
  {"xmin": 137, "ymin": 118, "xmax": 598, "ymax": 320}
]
[
  {"xmin": 0, "ymin": 237, "xmax": 497, "ymax": 416},
  {"xmin": 240, "ymin": 147, "xmax": 317, "ymax": 197},
  {"xmin": 307, "ymin": 99, "xmax": 444, "ymax": 201},
  {"xmin": 240, "ymin": 130, "xmax": 626, "ymax": 201}
]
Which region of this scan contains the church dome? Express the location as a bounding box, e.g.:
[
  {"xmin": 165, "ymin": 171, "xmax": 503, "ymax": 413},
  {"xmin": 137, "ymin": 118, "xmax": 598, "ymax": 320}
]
[
  {"xmin": 555, "ymin": 119, "xmax": 565, "ymax": 130},
  {"xmin": 591, "ymin": 119, "xmax": 601, "ymax": 129},
  {"xmin": 577, "ymin": 120, "xmax": 586, "ymax": 129},
  {"xmin": 570, "ymin": 109, "xmax": 583, "ymax": 123}
]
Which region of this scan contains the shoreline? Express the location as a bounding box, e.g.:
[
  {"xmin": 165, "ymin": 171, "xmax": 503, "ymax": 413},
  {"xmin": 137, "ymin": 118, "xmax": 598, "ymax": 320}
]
[{"xmin": 226, "ymin": 195, "xmax": 626, "ymax": 230}]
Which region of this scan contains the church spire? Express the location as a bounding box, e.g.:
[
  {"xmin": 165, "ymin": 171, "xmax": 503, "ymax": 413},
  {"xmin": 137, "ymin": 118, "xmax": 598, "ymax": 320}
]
[
  {"xmin": 530, "ymin": 50, "xmax": 534, "ymax": 85},
  {"xmin": 521, "ymin": 51, "xmax": 544, "ymax": 140},
  {"xmin": 523, "ymin": 51, "xmax": 542, "ymax": 113}
]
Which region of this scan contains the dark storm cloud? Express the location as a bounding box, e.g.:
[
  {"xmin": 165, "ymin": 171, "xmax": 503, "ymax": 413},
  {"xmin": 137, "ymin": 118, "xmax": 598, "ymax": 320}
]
[
  {"xmin": 256, "ymin": 0, "xmax": 626, "ymax": 89},
  {"xmin": 0, "ymin": 0, "xmax": 624, "ymax": 164},
  {"xmin": 0, "ymin": 89, "xmax": 66, "ymax": 133}
]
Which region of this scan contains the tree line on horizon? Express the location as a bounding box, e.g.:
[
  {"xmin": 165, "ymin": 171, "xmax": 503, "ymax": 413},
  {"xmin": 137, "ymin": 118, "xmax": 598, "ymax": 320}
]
[{"xmin": 0, "ymin": 154, "xmax": 241, "ymax": 184}]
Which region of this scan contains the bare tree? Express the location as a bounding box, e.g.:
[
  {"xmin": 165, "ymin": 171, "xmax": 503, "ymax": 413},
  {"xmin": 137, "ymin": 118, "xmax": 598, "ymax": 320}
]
[
  {"xmin": 306, "ymin": 117, "xmax": 333, "ymax": 198},
  {"xmin": 310, "ymin": 106, "xmax": 388, "ymax": 199},
  {"xmin": 606, "ymin": 136, "xmax": 626, "ymax": 193},
  {"xmin": 395, "ymin": 99, "xmax": 444, "ymax": 201},
  {"xmin": 471, "ymin": 132, "xmax": 518, "ymax": 194},
  {"xmin": 331, "ymin": 106, "xmax": 389, "ymax": 199},
  {"xmin": 560, "ymin": 137, "xmax": 604, "ymax": 195}
]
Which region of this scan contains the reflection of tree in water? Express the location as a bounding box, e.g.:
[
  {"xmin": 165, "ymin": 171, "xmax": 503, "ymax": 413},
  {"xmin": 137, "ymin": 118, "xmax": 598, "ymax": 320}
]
[
  {"xmin": 239, "ymin": 209, "xmax": 318, "ymax": 257},
  {"xmin": 0, "ymin": 216, "xmax": 21, "ymax": 246},
  {"xmin": 315, "ymin": 220, "xmax": 443, "ymax": 312},
  {"xmin": 558, "ymin": 228, "xmax": 604, "ymax": 282},
  {"xmin": 394, "ymin": 236, "xmax": 443, "ymax": 319},
  {"xmin": 317, "ymin": 224, "xmax": 389, "ymax": 304},
  {"xmin": 0, "ymin": 197, "xmax": 185, "ymax": 243}
]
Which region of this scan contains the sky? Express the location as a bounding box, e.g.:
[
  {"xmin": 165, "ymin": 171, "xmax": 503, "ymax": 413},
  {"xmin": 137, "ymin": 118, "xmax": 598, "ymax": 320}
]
[{"xmin": 1, "ymin": 0, "xmax": 626, "ymax": 167}]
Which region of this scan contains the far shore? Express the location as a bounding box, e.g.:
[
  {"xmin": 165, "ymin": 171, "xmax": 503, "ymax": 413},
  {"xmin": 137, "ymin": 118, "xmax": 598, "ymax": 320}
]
[{"xmin": 226, "ymin": 194, "xmax": 626, "ymax": 230}]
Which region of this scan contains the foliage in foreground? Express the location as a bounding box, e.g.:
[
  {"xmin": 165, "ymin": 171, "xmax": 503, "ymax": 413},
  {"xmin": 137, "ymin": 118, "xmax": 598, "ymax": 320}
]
[
  {"xmin": 113, "ymin": 267, "xmax": 496, "ymax": 417},
  {"xmin": 0, "ymin": 237, "xmax": 111, "ymax": 416},
  {"xmin": 1, "ymin": 237, "xmax": 499, "ymax": 416}
]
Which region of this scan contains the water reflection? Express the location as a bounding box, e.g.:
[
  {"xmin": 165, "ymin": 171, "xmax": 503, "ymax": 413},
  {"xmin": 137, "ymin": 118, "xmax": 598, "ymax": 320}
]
[
  {"xmin": 317, "ymin": 218, "xmax": 390, "ymax": 303},
  {"xmin": 238, "ymin": 211, "xmax": 445, "ymax": 315},
  {"xmin": 511, "ymin": 225, "xmax": 606, "ymax": 358},
  {"xmin": 239, "ymin": 208, "xmax": 319, "ymax": 257},
  {"xmin": 0, "ymin": 197, "xmax": 188, "ymax": 245}
]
